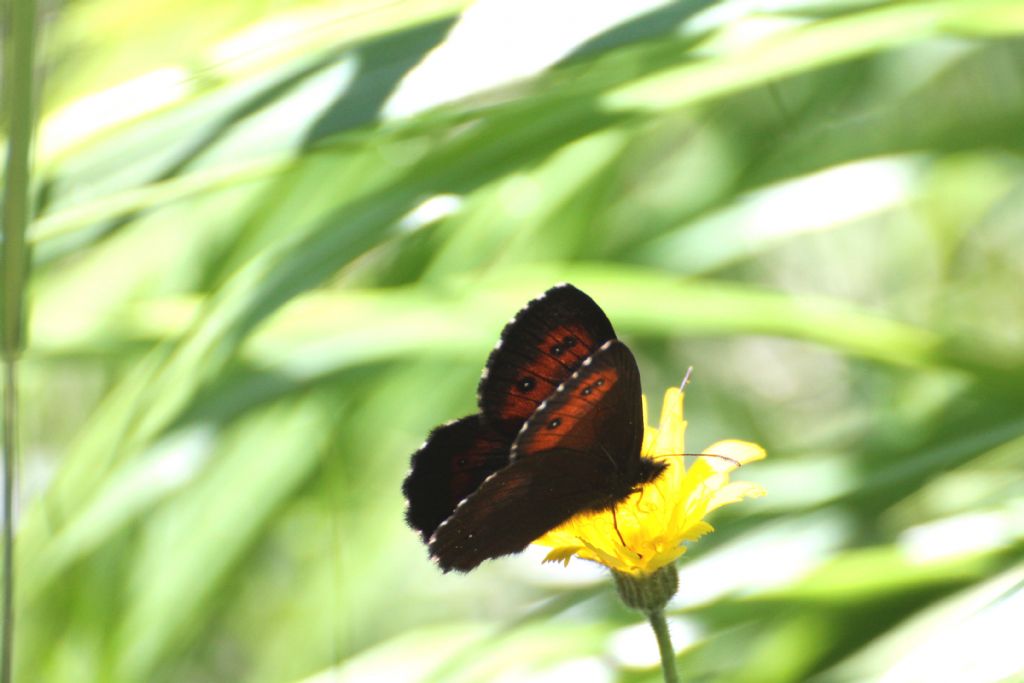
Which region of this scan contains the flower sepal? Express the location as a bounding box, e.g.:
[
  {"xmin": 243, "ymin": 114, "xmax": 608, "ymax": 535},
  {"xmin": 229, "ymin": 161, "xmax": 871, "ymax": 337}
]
[{"xmin": 612, "ymin": 563, "xmax": 678, "ymax": 614}]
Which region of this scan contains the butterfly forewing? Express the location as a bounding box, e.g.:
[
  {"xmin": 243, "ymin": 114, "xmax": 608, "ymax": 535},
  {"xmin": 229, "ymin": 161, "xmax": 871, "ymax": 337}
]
[
  {"xmin": 510, "ymin": 340, "xmax": 644, "ymax": 463},
  {"xmin": 405, "ymin": 285, "xmax": 609, "ymax": 549},
  {"xmin": 478, "ymin": 284, "xmax": 616, "ymax": 436}
]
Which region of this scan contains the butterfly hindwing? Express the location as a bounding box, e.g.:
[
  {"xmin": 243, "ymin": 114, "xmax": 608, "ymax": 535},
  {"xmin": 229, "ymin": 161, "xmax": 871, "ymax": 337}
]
[
  {"xmin": 402, "ymin": 416, "xmax": 511, "ymax": 543},
  {"xmin": 428, "ymin": 448, "xmax": 618, "ymax": 572},
  {"xmin": 478, "ymin": 284, "xmax": 616, "ymax": 436}
]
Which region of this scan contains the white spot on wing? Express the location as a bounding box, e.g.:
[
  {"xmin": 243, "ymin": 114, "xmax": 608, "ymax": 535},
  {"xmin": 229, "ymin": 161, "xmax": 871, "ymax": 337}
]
[{"xmin": 427, "ymin": 467, "xmax": 505, "ymax": 546}]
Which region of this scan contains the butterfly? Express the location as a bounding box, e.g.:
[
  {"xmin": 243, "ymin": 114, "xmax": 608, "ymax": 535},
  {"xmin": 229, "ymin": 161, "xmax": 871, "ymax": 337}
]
[{"xmin": 402, "ymin": 284, "xmax": 667, "ymax": 572}]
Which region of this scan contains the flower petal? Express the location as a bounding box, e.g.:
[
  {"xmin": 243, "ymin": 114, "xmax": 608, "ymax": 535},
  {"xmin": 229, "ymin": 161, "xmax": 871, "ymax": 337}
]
[
  {"xmin": 680, "ymin": 520, "xmax": 714, "ymax": 541},
  {"xmin": 580, "ymin": 537, "xmax": 635, "ymax": 572},
  {"xmin": 641, "ymin": 394, "xmax": 658, "ymax": 455},
  {"xmin": 681, "ymin": 439, "xmax": 766, "ymax": 489},
  {"xmin": 703, "ymin": 439, "xmax": 767, "ymax": 470},
  {"xmin": 706, "ymin": 481, "xmax": 766, "ymax": 513},
  {"xmin": 543, "ymin": 546, "xmax": 583, "ymax": 566},
  {"xmin": 530, "ymin": 384, "xmax": 766, "ymax": 577},
  {"xmin": 654, "ymin": 387, "xmax": 686, "ymax": 456}
]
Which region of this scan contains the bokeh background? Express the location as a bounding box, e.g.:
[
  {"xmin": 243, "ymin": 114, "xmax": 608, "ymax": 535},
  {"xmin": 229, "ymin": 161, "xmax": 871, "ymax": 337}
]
[{"xmin": 8, "ymin": 0, "xmax": 1024, "ymax": 681}]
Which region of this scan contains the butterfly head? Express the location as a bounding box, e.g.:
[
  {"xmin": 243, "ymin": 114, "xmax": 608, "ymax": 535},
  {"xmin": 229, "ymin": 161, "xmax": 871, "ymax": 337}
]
[
  {"xmin": 635, "ymin": 456, "xmax": 668, "ymax": 488},
  {"xmin": 613, "ymin": 455, "xmax": 667, "ymax": 500}
]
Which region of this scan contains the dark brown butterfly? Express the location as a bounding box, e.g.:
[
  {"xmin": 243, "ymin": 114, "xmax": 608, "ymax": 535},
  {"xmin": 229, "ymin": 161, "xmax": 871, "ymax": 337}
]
[{"xmin": 402, "ymin": 284, "xmax": 666, "ymax": 572}]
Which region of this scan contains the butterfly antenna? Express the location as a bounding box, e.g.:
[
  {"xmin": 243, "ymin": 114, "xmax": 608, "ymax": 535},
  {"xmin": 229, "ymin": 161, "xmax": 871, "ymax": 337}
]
[
  {"xmin": 659, "ymin": 452, "xmax": 742, "ymax": 467},
  {"xmin": 680, "ymin": 366, "xmax": 694, "ymax": 391}
]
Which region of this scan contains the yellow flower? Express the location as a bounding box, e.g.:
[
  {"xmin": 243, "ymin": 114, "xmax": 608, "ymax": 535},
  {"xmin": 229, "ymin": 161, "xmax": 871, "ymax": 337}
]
[{"xmin": 533, "ymin": 382, "xmax": 766, "ymax": 576}]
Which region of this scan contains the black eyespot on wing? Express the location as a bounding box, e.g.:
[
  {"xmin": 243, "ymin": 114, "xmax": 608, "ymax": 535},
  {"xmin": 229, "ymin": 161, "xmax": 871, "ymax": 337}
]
[
  {"xmin": 510, "ymin": 340, "xmax": 644, "ymax": 464},
  {"xmin": 478, "ymin": 284, "xmax": 616, "ymax": 436}
]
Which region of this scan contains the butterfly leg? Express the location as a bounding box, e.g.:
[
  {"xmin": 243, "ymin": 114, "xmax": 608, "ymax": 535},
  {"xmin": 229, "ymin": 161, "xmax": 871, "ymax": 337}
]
[
  {"xmin": 634, "ymin": 486, "xmax": 645, "ymax": 506},
  {"xmin": 611, "ymin": 505, "xmax": 642, "ymax": 557},
  {"xmin": 611, "ymin": 505, "xmax": 627, "ymax": 547}
]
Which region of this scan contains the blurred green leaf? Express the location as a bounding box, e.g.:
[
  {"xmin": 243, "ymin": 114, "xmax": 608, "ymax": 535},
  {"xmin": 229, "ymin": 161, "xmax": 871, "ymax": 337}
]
[{"xmin": 14, "ymin": 1, "xmax": 1024, "ymax": 682}]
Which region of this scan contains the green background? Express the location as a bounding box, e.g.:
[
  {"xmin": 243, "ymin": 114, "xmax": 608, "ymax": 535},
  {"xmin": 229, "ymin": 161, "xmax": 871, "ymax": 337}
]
[{"xmin": 7, "ymin": 0, "xmax": 1024, "ymax": 681}]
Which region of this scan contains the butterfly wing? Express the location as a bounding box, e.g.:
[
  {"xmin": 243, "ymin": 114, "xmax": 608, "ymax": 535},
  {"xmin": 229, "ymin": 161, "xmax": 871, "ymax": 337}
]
[
  {"xmin": 404, "ymin": 285, "xmax": 613, "ymax": 546},
  {"xmin": 402, "ymin": 416, "xmax": 510, "ymax": 543},
  {"xmin": 428, "ymin": 449, "xmax": 615, "ymax": 572},
  {"xmin": 511, "ymin": 339, "xmax": 644, "ymax": 466},
  {"xmin": 478, "ymin": 284, "xmax": 616, "ymax": 437},
  {"xmin": 429, "ymin": 340, "xmax": 658, "ymax": 572}
]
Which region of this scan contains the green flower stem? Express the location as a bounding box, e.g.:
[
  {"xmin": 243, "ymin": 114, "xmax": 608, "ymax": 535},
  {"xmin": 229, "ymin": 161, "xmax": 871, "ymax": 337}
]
[
  {"xmin": 648, "ymin": 607, "xmax": 679, "ymax": 683},
  {"xmin": 611, "ymin": 564, "xmax": 681, "ymax": 682}
]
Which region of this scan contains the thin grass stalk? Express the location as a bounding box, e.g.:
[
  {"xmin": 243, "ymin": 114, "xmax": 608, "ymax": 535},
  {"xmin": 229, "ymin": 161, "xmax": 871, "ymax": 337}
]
[
  {"xmin": 2, "ymin": 0, "xmax": 40, "ymax": 680},
  {"xmin": 0, "ymin": 368, "xmax": 15, "ymax": 683}
]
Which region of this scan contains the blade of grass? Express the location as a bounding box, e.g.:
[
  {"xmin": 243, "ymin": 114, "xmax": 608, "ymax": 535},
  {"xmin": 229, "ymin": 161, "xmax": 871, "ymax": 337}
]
[
  {"xmin": 603, "ymin": 0, "xmax": 1024, "ymax": 114},
  {"xmin": 2, "ymin": 0, "xmax": 39, "ymax": 680}
]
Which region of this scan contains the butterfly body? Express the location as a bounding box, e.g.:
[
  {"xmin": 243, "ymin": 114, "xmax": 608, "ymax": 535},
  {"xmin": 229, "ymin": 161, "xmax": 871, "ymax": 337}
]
[{"xmin": 403, "ymin": 285, "xmax": 665, "ymax": 572}]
